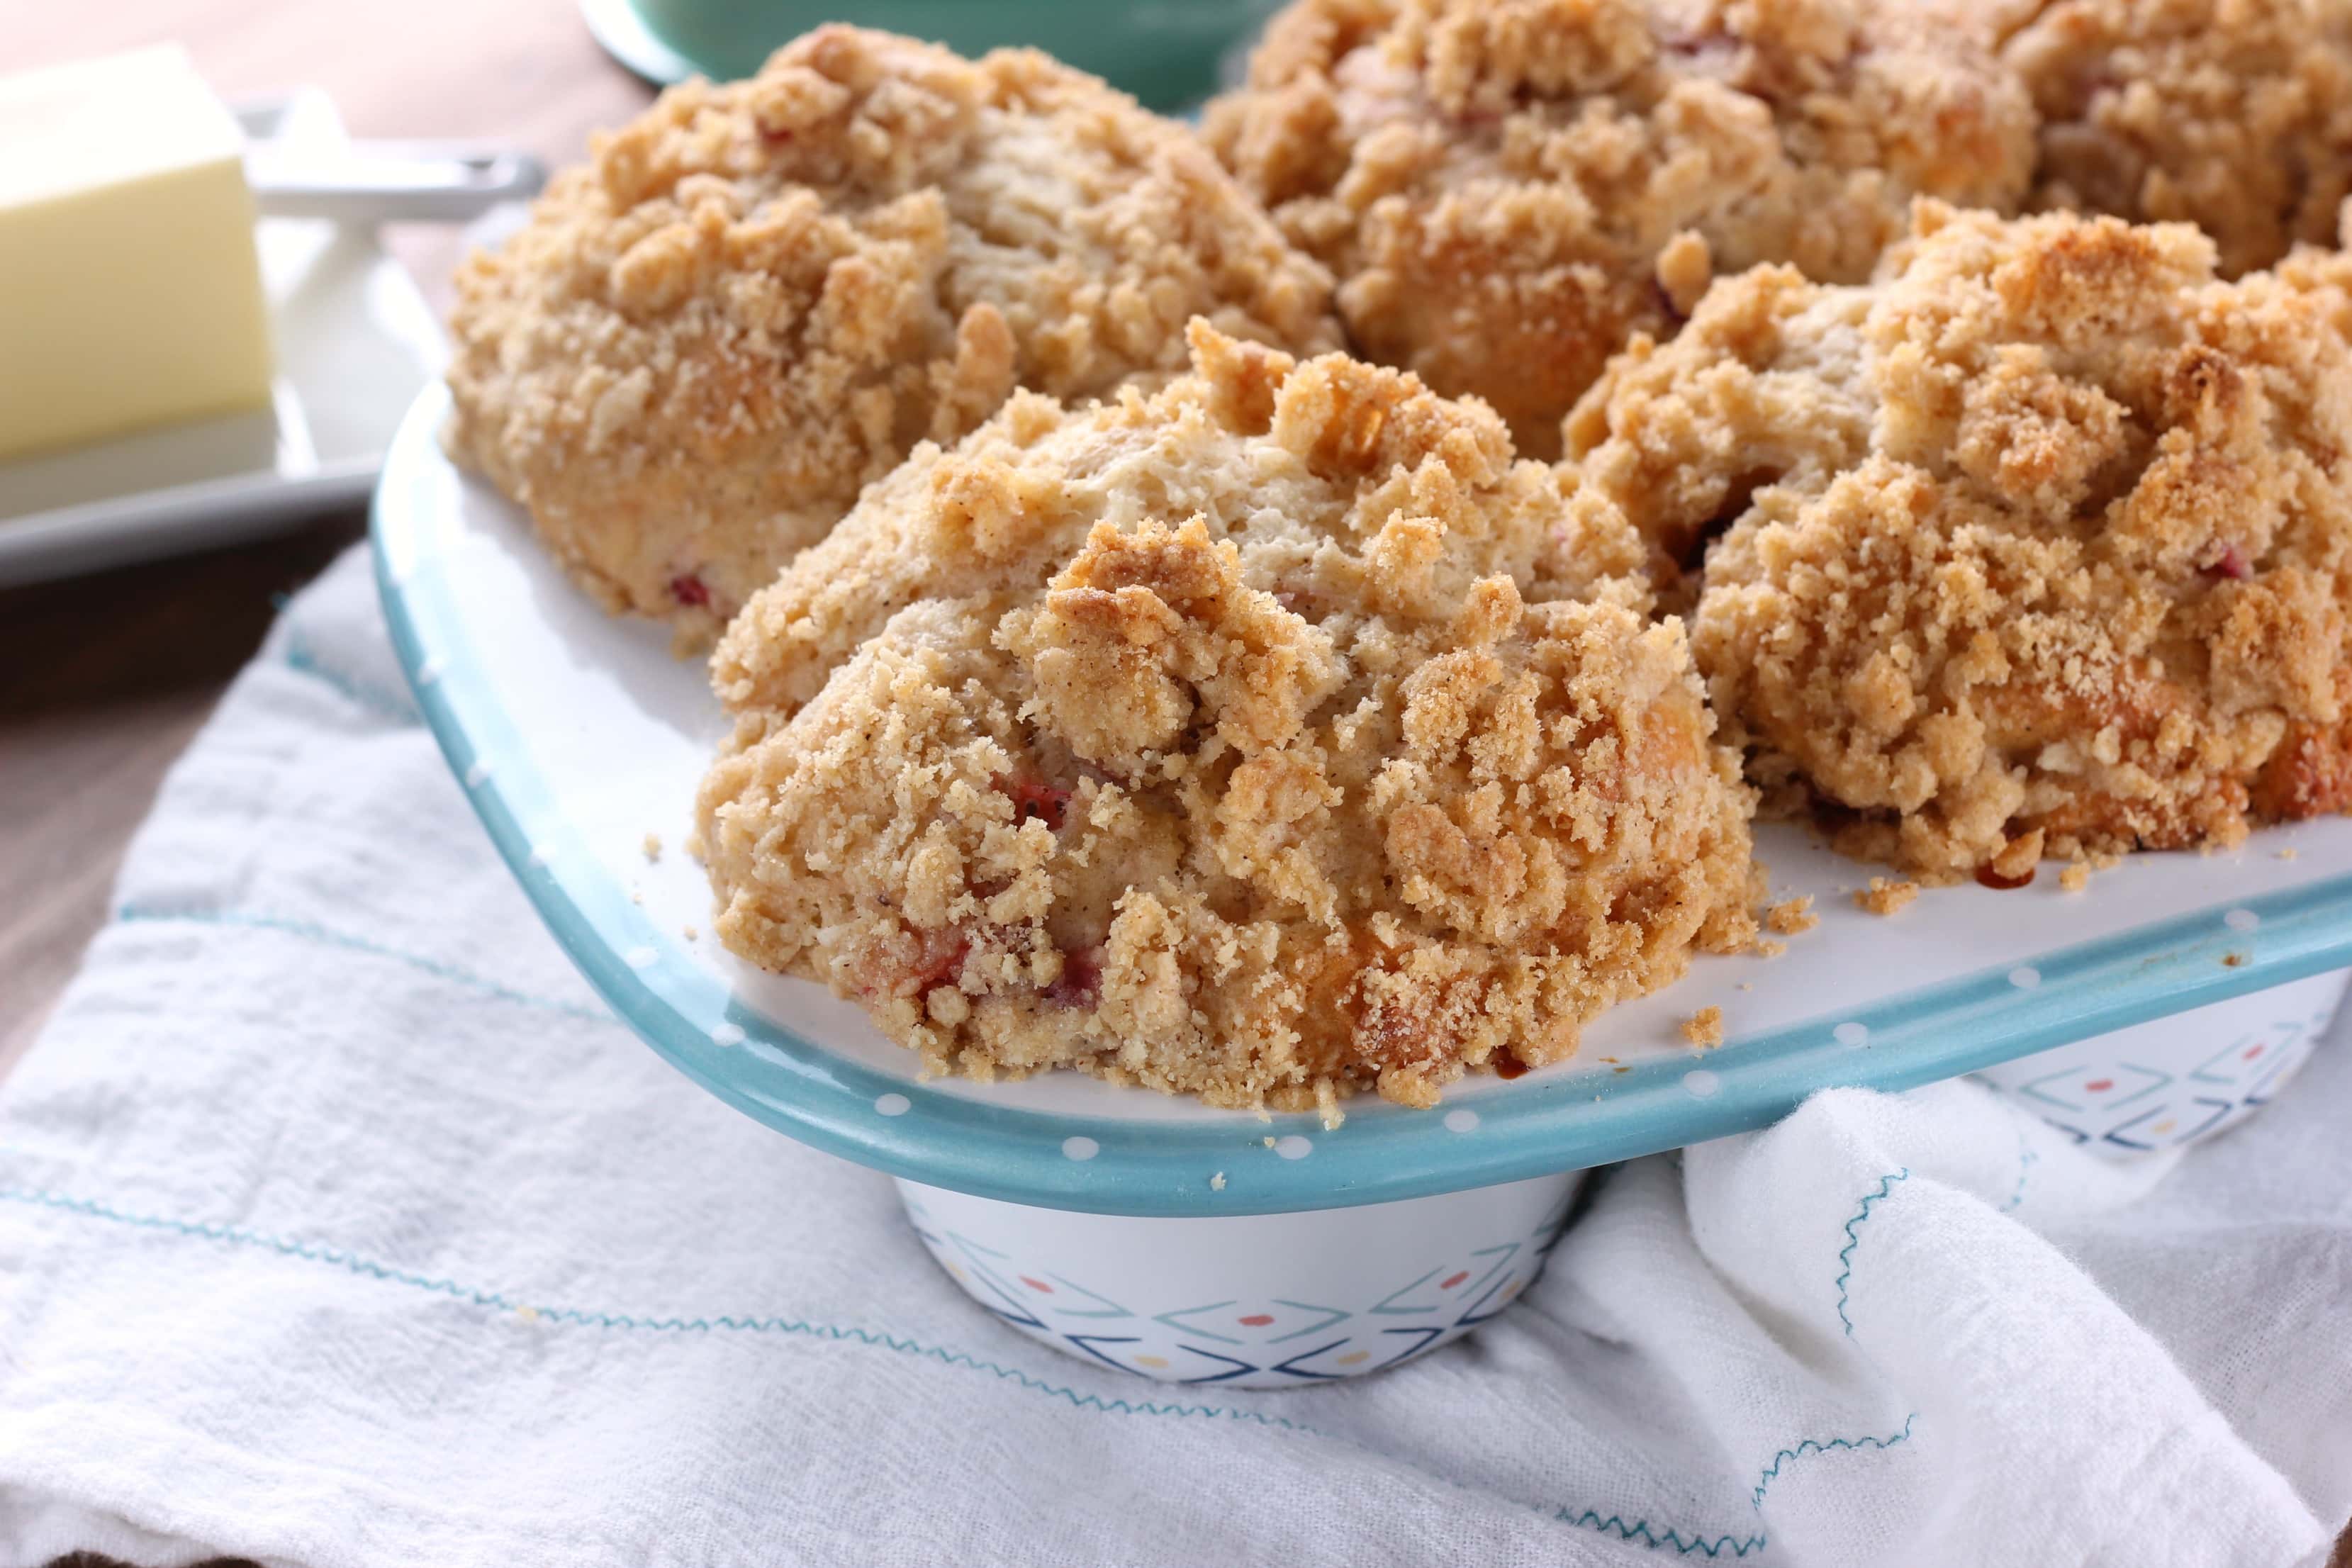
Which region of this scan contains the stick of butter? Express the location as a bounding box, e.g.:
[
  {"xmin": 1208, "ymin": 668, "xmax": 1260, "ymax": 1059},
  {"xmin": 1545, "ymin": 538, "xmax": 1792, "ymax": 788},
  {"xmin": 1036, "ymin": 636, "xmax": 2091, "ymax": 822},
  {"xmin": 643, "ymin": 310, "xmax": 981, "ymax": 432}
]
[{"xmin": 0, "ymin": 45, "xmax": 274, "ymax": 462}]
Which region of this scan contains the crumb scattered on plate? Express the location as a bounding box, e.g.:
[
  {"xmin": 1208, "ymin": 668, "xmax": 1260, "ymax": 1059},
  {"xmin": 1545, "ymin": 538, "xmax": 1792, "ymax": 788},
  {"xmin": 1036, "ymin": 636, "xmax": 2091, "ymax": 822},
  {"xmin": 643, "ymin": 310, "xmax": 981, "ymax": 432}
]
[
  {"xmin": 1681, "ymin": 1005, "xmax": 1725, "ymax": 1048},
  {"xmin": 642, "ymin": 831, "xmax": 663, "ymax": 862},
  {"xmin": 1210, "ymin": 1171, "xmax": 1226, "ymax": 1191},
  {"xmin": 1766, "ymin": 895, "xmax": 1818, "ymax": 935},
  {"xmin": 1986, "ymin": 829, "xmax": 2044, "ymax": 886},
  {"xmin": 2059, "ymin": 864, "xmax": 2090, "ymax": 893},
  {"xmin": 1855, "ymin": 878, "xmax": 1920, "ymax": 916}
]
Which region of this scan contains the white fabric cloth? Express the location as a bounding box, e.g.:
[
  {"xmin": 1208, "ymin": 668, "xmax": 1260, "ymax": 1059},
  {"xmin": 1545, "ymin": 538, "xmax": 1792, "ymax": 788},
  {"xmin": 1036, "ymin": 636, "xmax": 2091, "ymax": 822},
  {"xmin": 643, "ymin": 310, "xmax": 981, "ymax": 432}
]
[{"xmin": 0, "ymin": 546, "xmax": 2345, "ymax": 1568}]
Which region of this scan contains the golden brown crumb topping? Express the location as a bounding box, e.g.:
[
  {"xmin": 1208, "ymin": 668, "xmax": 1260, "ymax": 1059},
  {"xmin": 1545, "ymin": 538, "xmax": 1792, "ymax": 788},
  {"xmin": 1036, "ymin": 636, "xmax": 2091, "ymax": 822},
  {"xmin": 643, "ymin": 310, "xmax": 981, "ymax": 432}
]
[
  {"xmin": 1854, "ymin": 877, "xmax": 1921, "ymax": 914},
  {"xmin": 1999, "ymin": 0, "xmax": 2352, "ymax": 277},
  {"xmin": 1203, "ymin": 0, "xmax": 2035, "ymax": 457},
  {"xmin": 446, "ymin": 26, "xmax": 1338, "ymax": 642},
  {"xmin": 710, "ymin": 318, "xmax": 1651, "ymax": 718},
  {"xmin": 697, "ymin": 323, "xmax": 1759, "ymax": 1108},
  {"xmin": 1567, "ymin": 202, "xmax": 2352, "ymax": 877}
]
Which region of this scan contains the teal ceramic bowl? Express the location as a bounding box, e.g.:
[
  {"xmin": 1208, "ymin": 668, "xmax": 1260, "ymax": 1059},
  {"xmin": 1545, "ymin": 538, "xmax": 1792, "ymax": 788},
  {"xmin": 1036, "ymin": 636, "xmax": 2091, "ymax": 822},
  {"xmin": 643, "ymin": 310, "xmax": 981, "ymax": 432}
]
[{"xmin": 581, "ymin": 0, "xmax": 1279, "ymax": 108}]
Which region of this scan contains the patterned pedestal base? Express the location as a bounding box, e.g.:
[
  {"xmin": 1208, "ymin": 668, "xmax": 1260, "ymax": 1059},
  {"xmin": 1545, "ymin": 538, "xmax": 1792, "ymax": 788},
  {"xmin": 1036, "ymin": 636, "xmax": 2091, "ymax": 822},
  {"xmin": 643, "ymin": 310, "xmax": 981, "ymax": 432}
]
[
  {"xmin": 1976, "ymin": 968, "xmax": 2343, "ymax": 1153},
  {"xmin": 900, "ymin": 1172, "xmax": 1583, "ymax": 1387}
]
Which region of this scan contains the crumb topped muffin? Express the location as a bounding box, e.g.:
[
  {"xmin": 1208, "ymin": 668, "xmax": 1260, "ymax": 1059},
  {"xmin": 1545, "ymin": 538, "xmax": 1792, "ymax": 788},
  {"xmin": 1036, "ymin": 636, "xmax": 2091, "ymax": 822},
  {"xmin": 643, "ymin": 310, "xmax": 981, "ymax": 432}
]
[
  {"xmin": 1564, "ymin": 201, "xmax": 2352, "ymax": 878},
  {"xmin": 2000, "ymin": 0, "xmax": 2352, "ymax": 278},
  {"xmin": 1202, "ymin": 0, "xmax": 2035, "ymax": 457},
  {"xmin": 445, "ymin": 26, "xmax": 1338, "ymax": 644},
  {"xmin": 697, "ymin": 324, "xmax": 1759, "ymax": 1108}
]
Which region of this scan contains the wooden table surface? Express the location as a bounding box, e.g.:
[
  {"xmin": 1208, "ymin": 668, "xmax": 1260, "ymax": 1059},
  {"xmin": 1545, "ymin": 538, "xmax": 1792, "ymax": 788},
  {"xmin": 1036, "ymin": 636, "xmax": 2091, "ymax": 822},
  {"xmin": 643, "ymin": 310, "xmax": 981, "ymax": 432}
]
[{"xmin": 0, "ymin": 0, "xmax": 654, "ymax": 1080}]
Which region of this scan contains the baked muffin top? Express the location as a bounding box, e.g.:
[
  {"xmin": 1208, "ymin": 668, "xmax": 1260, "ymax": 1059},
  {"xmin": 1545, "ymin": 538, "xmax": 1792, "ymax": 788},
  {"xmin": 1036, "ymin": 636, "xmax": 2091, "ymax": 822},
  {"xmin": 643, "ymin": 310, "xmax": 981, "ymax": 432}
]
[
  {"xmin": 1203, "ymin": 0, "xmax": 2035, "ymax": 457},
  {"xmin": 698, "ymin": 323, "xmax": 1759, "ymax": 1108},
  {"xmin": 446, "ymin": 25, "xmax": 1338, "ymax": 642},
  {"xmin": 2001, "ymin": 0, "xmax": 2352, "ymax": 278},
  {"xmin": 1564, "ymin": 201, "xmax": 2352, "ymax": 875}
]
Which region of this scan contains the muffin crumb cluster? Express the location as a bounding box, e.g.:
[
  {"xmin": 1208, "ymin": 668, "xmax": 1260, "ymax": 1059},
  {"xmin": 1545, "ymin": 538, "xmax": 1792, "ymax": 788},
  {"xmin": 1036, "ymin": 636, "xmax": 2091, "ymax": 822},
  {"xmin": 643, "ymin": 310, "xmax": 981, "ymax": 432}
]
[{"xmin": 1854, "ymin": 878, "xmax": 1921, "ymax": 917}]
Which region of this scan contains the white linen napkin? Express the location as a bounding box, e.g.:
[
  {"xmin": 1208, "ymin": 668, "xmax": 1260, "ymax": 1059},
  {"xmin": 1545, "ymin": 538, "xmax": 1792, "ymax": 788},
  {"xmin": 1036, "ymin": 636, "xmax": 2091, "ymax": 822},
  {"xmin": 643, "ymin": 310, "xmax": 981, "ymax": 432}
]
[{"xmin": 0, "ymin": 546, "xmax": 2343, "ymax": 1568}]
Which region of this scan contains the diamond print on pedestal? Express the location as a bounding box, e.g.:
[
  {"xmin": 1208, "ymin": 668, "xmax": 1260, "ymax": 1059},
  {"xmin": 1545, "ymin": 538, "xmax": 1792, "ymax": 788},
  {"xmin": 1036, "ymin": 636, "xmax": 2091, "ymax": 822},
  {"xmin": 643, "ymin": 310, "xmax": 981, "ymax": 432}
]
[
  {"xmin": 2245, "ymin": 1043, "xmax": 2306, "ymax": 1104},
  {"xmin": 1370, "ymin": 1242, "xmax": 1522, "ymax": 1318},
  {"xmin": 2190, "ymin": 1030, "xmax": 2292, "ymax": 1090},
  {"xmin": 1150, "ymin": 1298, "xmax": 1350, "ymax": 1345},
  {"xmin": 2100, "ymin": 1096, "xmax": 2237, "ymax": 1150},
  {"xmin": 899, "ymin": 1167, "xmax": 1592, "ymax": 1386},
  {"xmin": 925, "ymin": 1230, "xmax": 1050, "ymax": 1330},
  {"xmin": 2017, "ymin": 1060, "xmax": 2172, "ymax": 1113}
]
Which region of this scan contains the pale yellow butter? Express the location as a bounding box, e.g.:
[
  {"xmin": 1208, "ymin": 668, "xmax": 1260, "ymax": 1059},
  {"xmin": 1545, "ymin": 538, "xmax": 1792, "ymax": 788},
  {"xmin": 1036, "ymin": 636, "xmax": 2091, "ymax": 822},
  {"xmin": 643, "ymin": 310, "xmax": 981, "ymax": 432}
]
[{"xmin": 0, "ymin": 45, "xmax": 273, "ymax": 461}]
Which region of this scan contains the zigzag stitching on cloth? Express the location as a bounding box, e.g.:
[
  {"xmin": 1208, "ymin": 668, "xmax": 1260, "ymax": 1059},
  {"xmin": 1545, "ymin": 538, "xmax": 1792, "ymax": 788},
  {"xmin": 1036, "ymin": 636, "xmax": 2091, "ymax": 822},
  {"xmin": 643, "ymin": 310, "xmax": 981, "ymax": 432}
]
[
  {"xmin": 0, "ymin": 1183, "xmax": 1769, "ymax": 1553},
  {"xmin": 113, "ymin": 907, "xmax": 613, "ymax": 1025},
  {"xmin": 1552, "ymin": 1507, "xmax": 1767, "ymax": 1557},
  {"xmin": 1834, "ymin": 1168, "xmax": 1911, "ymax": 1336},
  {"xmin": 0, "ymin": 1185, "xmax": 1322, "ymax": 1429},
  {"xmin": 1751, "ymin": 1412, "xmax": 1919, "ymax": 1507}
]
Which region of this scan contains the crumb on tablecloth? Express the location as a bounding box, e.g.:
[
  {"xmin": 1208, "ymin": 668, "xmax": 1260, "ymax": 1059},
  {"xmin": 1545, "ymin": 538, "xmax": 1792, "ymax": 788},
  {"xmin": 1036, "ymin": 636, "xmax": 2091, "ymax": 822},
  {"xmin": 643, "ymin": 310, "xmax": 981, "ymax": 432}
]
[
  {"xmin": 1766, "ymin": 896, "xmax": 1818, "ymax": 935},
  {"xmin": 1854, "ymin": 877, "xmax": 1920, "ymax": 916},
  {"xmin": 1682, "ymin": 1006, "xmax": 1725, "ymax": 1048}
]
